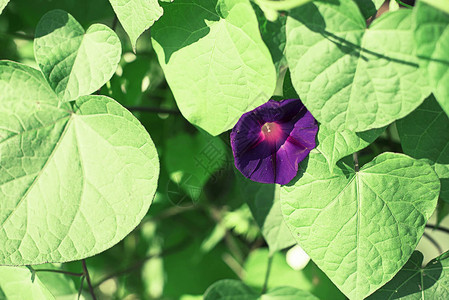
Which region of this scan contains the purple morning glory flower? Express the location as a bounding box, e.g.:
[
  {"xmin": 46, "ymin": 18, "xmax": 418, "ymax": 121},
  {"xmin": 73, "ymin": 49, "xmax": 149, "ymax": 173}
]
[{"xmin": 230, "ymin": 99, "xmax": 318, "ymax": 185}]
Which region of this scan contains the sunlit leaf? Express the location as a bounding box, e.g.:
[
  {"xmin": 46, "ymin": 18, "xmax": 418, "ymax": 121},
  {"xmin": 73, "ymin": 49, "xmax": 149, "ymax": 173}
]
[
  {"xmin": 281, "ymin": 151, "xmax": 440, "ymax": 299},
  {"xmin": 0, "ymin": 61, "xmax": 159, "ymax": 265},
  {"xmin": 34, "ymin": 10, "xmax": 121, "ymax": 102},
  {"xmin": 151, "ymin": 0, "xmax": 276, "ymax": 136},
  {"xmin": 414, "ymin": 0, "xmax": 449, "ymax": 116},
  {"xmin": 109, "ymin": 0, "xmax": 163, "ymax": 50},
  {"xmin": 286, "ymin": 0, "xmax": 430, "ymax": 132}
]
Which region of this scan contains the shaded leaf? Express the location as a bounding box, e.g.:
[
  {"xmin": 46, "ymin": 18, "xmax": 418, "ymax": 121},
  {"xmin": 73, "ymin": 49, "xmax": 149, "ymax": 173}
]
[
  {"xmin": 34, "ymin": 10, "xmax": 121, "ymax": 102},
  {"xmin": 238, "ymin": 176, "xmax": 295, "ymax": 253},
  {"xmin": 368, "ymin": 251, "xmax": 449, "ymax": 299},
  {"xmin": 286, "ymin": 0, "xmax": 430, "ymax": 132},
  {"xmin": 397, "ymin": 95, "xmax": 449, "ymax": 203},
  {"xmin": 281, "ymin": 151, "xmax": 440, "ymax": 299},
  {"xmin": 204, "ymin": 279, "xmax": 318, "ymax": 300},
  {"xmin": 151, "ymin": 0, "xmax": 276, "ymax": 136},
  {"xmin": 0, "ymin": 61, "xmax": 159, "ymax": 265}
]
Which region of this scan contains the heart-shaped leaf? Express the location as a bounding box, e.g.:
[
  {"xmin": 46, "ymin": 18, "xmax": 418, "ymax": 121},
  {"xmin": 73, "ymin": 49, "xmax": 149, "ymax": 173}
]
[
  {"xmin": 368, "ymin": 251, "xmax": 449, "ymax": 299},
  {"xmin": 0, "ymin": 61, "xmax": 159, "ymax": 265},
  {"xmin": 109, "ymin": 0, "xmax": 163, "ymax": 50},
  {"xmin": 151, "ymin": 0, "xmax": 276, "ymax": 136},
  {"xmin": 397, "ymin": 95, "xmax": 449, "ymax": 203},
  {"xmin": 414, "ymin": 0, "xmax": 449, "ymax": 117},
  {"xmin": 281, "ymin": 151, "xmax": 440, "ymax": 299},
  {"xmin": 285, "ymin": 0, "xmax": 431, "ymax": 132},
  {"xmin": 204, "ymin": 279, "xmax": 319, "ymax": 300},
  {"xmin": 34, "ymin": 9, "xmax": 121, "ymax": 102}
]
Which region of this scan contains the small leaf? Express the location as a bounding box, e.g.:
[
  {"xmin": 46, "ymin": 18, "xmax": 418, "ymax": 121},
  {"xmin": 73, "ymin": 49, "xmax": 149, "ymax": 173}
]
[
  {"xmin": 317, "ymin": 125, "xmax": 384, "ymax": 171},
  {"xmin": 204, "ymin": 279, "xmax": 319, "ymax": 300},
  {"xmin": 109, "ymin": 0, "xmax": 163, "ymax": 50},
  {"xmin": 0, "ymin": 61, "xmax": 159, "ymax": 265},
  {"xmin": 414, "ymin": 0, "xmax": 449, "ymax": 116},
  {"xmin": 237, "ymin": 176, "xmax": 295, "ymax": 253},
  {"xmin": 286, "ymin": 0, "xmax": 431, "ymax": 132},
  {"xmin": 368, "ymin": 251, "xmax": 449, "ymax": 299},
  {"xmin": 397, "ymin": 95, "xmax": 449, "ymax": 203},
  {"xmin": 281, "ymin": 151, "xmax": 440, "ymax": 299},
  {"xmin": 151, "ymin": 0, "xmax": 276, "ymax": 136},
  {"xmin": 34, "ymin": 10, "xmax": 121, "ymax": 102},
  {"xmin": 0, "ymin": 267, "xmax": 55, "ymax": 299},
  {"xmin": 0, "ymin": 0, "xmax": 9, "ymax": 14}
]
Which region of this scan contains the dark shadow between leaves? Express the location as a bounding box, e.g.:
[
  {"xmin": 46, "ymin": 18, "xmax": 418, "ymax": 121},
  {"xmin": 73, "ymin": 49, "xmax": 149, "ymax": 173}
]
[{"xmin": 152, "ymin": 1, "xmax": 220, "ymax": 64}]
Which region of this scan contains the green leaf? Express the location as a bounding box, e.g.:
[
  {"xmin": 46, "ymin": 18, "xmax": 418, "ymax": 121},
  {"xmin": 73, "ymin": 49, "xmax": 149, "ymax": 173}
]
[
  {"xmin": 283, "ymin": 70, "xmax": 384, "ymax": 170},
  {"xmin": 368, "ymin": 251, "xmax": 449, "ymax": 299},
  {"xmin": 238, "ymin": 177, "xmax": 295, "ymax": 253},
  {"xmin": 204, "ymin": 279, "xmax": 319, "ymax": 300},
  {"xmin": 286, "ymin": 0, "xmax": 431, "ymax": 132},
  {"xmin": 34, "ymin": 10, "xmax": 121, "ymax": 102},
  {"xmin": 414, "ymin": 1, "xmax": 449, "ymax": 117},
  {"xmin": 243, "ymin": 248, "xmax": 346, "ymax": 299},
  {"xmin": 165, "ymin": 131, "xmax": 227, "ymax": 201},
  {"xmin": 421, "ymin": 0, "xmax": 449, "ymax": 15},
  {"xmin": 109, "ymin": 0, "xmax": 163, "ymax": 50},
  {"xmin": 281, "ymin": 151, "xmax": 440, "ymax": 299},
  {"xmin": 397, "ymin": 95, "xmax": 449, "ymax": 203},
  {"xmin": 317, "ymin": 125, "xmax": 384, "ymax": 171},
  {"xmin": 151, "ymin": 0, "xmax": 276, "ymax": 136},
  {"xmin": 0, "ymin": 0, "xmax": 9, "ymax": 14},
  {"xmin": 0, "ymin": 61, "xmax": 159, "ymax": 265},
  {"xmin": 0, "ymin": 267, "xmax": 55, "ymax": 299}
]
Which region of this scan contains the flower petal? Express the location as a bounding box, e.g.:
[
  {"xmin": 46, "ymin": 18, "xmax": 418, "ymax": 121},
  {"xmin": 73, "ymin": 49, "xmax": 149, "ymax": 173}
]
[{"xmin": 231, "ymin": 99, "xmax": 318, "ymax": 185}]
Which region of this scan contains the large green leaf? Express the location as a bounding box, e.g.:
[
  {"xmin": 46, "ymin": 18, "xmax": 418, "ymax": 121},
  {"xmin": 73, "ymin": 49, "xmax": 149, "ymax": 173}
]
[
  {"xmin": 238, "ymin": 177, "xmax": 295, "ymax": 253},
  {"xmin": 0, "ymin": 0, "xmax": 9, "ymax": 14},
  {"xmin": 0, "ymin": 267, "xmax": 55, "ymax": 299},
  {"xmin": 414, "ymin": 0, "xmax": 449, "ymax": 117},
  {"xmin": 286, "ymin": 0, "xmax": 430, "ymax": 132},
  {"xmin": 368, "ymin": 251, "xmax": 449, "ymax": 299},
  {"xmin": 204, "ymin": 279, "xmax": 319, "ymax": 300},
  {"xmin": 34, "ymin": 10, "xmax": 121, "ymax": 102},
  {"xmin": 109, "ymin": 0, "xmax": 163, "ymax": 50},
  {"xmin": 397, "ymin": 95, "xmax": 449, "ymax": 203},
  {"xmin": 0, "ymin": 61, "xmax": 159, "ymax": 265},
  {"xmin": 151, "ymin": 0, "xmax": 276, "ymax": 136},
  {"xmin": 281, "ymin": 151, "xmax": 440, "ymax": 299}
]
